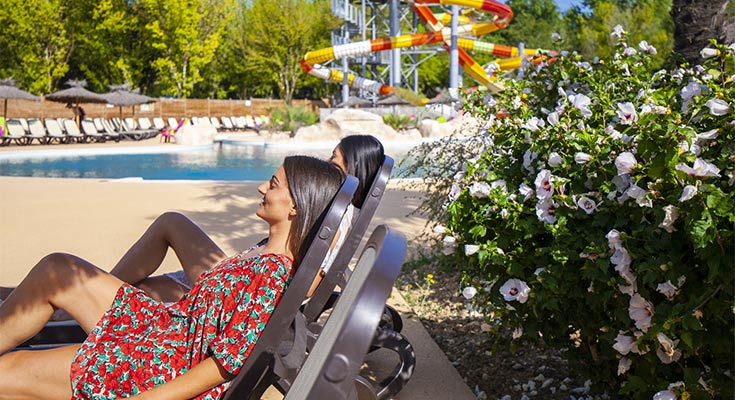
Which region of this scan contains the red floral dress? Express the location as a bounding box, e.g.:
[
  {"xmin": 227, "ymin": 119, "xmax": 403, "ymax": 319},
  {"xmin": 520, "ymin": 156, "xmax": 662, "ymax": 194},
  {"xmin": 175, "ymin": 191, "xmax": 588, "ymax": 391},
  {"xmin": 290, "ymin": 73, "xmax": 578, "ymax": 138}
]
[{"xmin": 69, "ymin": 249, "xmax": 293, "ymax": 399}]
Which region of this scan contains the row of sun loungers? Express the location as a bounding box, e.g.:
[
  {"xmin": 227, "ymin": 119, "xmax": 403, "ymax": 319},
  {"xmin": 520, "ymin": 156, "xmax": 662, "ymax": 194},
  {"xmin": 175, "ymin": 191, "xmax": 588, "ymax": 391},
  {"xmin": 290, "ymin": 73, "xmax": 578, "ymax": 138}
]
[{"xmin": 0, "ymin": 115, "xmax": 270, "ymax": 146}]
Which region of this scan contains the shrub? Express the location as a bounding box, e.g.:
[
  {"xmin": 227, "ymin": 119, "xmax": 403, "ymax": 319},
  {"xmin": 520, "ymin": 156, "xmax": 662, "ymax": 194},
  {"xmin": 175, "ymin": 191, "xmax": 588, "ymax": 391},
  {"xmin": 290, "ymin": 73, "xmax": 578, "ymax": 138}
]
[
  {"xmin": 404, "ymin": 34, "xmax": 734, "ymax": 398},
  {"xmin": 383, "ymin": 113, "xmax": 415, "ymax": 131},
  {"xmin": 269, "ymin": 105, "xmax": 318, "ymax": 135}
]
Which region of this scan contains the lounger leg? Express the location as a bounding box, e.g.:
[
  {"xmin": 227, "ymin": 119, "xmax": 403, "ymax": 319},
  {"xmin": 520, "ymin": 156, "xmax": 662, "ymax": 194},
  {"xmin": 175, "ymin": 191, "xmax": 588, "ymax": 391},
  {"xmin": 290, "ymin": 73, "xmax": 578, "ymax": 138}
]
[{"xmin": 0, "ymin": 253, "xmax": 122, "ymax": 354}]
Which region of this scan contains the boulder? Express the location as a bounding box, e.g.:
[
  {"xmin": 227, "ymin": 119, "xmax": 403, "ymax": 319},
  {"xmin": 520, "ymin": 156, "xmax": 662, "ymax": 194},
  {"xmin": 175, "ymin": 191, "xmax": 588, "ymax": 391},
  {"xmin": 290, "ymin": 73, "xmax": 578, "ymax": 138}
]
[{"xmin": 175, "ymin": 125, "xmax": 216, "ymax": 145}]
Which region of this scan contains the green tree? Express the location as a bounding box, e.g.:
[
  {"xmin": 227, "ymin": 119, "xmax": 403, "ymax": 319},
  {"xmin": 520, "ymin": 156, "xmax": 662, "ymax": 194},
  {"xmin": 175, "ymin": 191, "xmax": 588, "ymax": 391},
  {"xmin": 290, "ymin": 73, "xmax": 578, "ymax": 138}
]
[
  {"xmin": 0, "ymin": 0, "xmax": 70, "ymax": 93},
  {"xmin": 235, "ymin": 0, "xmax": 340, "ymax": 104},
  {"xmin": 139, "ymin": 0, "xmax": 235, "ymax": 98},
  {"xmin": 63, "ymin": 0, "xmax": 144, "ymax": 93},
  {"xmin": 565, "ymin": 0, "xmax": 673, "ymax": 66},
  {"xmin": 499, "ymin": 0, "xmax": 562, "ymax": 51}
]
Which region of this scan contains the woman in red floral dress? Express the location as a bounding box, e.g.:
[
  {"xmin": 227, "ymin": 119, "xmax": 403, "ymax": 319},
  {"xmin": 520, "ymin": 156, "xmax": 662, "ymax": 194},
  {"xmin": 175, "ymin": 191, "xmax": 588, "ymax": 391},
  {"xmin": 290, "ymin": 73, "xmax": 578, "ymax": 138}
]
[{"xmin": 0, "ymin": 155, "xmax": 344, "ymax": 399}]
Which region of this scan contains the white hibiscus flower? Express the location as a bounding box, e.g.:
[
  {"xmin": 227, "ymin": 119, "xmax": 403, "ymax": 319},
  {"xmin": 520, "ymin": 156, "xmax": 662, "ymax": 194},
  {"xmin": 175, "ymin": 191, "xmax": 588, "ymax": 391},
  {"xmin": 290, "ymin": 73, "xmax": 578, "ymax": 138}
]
[{"xmin": 499, "ymin": 278, "xmax": 531, "ymax": 303}]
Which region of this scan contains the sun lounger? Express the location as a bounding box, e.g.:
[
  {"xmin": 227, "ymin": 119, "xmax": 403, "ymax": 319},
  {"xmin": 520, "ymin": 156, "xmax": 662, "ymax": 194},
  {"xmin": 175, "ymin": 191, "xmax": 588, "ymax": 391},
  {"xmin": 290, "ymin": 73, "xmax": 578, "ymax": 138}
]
[
  {"xmin": 80, "ymin": 119, "xmax": 106, "ymax": 142},
  {"xmin": 221, "ymin": 116, "xmax": 235, "ymax": 131},
  {"xmin": 4, "ymin": 119, "xmax": 29, "ymax": 145},
  {"xmin": 152, "ymin": 117, "xmax": 166, "ymax": 131},
  {"xmin": 112, "ymin": 117, "xmax": 152, "ymax": 140},
  {"xmin": 26, "ymin": 119, "xmax": 49, "ymax": 145},
  {"xmin": 18, "ymin": 175, "xmax": 359, "ymax": 351},
  {"xmin": 62, "ymin": 119, "xmax": 88, "ymax": 143},
  {"xmin": 94, "ymin": 118, "xmax": 121, "ymax": 142},
  {"xmin": 43, "ymin": 118, "xmax": 69, "ymax": 144},
  {"xmin": 282, "ymin": 225, "xmax": 406, "ymax": 400}
]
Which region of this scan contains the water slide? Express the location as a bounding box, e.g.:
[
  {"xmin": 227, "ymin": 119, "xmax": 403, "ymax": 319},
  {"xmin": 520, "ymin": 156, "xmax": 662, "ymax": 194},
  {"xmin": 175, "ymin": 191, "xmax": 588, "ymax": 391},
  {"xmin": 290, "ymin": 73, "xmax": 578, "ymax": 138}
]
[{"xmin": 300, "ymin": 0, "xmax": 549, "ymax": 97}]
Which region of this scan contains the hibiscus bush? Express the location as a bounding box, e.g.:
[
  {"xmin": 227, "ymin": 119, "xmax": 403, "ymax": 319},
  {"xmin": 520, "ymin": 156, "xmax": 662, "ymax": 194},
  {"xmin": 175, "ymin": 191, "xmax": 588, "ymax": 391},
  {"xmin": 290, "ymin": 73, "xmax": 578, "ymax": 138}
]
[{"xmin": 404, "ymin": 33, "xmax": 734, "ymax": 398}]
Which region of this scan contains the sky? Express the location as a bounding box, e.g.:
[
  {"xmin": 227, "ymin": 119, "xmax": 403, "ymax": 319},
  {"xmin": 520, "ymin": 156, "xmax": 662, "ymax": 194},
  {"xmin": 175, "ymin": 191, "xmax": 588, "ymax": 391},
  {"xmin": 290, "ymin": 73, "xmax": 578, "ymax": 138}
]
[{"xmin": 553, "ymin": 0, "xmax": 585, "ymax": 12}]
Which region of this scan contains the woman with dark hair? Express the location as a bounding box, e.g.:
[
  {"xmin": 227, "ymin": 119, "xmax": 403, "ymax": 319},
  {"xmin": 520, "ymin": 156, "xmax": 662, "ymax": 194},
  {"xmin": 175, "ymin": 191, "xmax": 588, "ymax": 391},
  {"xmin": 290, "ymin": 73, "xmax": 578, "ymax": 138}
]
[
  {"xmin": 0, "ymin": 156, "xmax": 344, "ymax": 399},
  {"xmin": 0, "ymin": 136, "xmax": 386, "ymax": 304},
  {"xmin": 330, "ymin": 134, "xmax": 385, "ymax": 208}
]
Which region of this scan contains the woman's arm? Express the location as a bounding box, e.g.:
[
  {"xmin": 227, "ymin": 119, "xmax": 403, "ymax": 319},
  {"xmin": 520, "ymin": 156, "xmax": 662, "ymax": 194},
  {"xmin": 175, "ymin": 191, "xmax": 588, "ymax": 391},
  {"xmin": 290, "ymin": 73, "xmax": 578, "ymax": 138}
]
[{"xmin": 131, "ymin": 357, "xmax": 233, "ymax": 400}]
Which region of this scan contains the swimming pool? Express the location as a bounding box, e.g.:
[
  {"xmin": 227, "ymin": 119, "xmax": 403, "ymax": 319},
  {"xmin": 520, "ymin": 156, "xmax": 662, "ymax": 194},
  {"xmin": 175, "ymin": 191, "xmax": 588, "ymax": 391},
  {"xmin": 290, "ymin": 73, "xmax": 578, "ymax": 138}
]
[{"xmin": 0, "ymin": 142, "xmax": 412, "ymax": 181}]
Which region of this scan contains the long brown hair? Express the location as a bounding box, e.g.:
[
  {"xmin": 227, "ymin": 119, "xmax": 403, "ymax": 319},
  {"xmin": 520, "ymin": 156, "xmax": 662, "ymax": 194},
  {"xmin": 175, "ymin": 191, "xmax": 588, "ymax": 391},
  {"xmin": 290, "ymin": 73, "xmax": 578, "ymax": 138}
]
[{"xmin": 283, "ymin": 156, "xmax": 345, "ymax": 266}]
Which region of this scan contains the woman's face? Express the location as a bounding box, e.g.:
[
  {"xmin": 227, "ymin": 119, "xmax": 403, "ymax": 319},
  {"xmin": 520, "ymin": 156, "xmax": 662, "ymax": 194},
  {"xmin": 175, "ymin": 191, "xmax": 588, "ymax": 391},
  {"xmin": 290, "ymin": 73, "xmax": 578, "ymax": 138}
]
[
  {"xmin": 329, "ymin": 146, "xmax": 347, "ymax": 173},
  {"xmin": 256, "ymin": 166, "xmax": 296, "ymax": 225}
]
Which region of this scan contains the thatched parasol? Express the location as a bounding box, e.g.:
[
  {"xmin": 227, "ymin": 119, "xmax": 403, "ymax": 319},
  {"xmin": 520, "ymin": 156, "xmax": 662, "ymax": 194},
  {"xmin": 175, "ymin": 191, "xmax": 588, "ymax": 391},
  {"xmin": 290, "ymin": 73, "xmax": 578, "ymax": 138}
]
[
  {"xmin": 335, "ymin": 96, "xmax": 373, "ymax": 108},
  {"xmin": 376, "ymin": 93, "xmax": 411, "ymax": 107},
  {"xmin": 0, "ymin": 78, "xmax": 41, "ymax": 120},
  {"xmin": 45, "ymin": 79, "xmax": 108, "ymax": 105},
  {"xmin": 103, "ymin": 84, "xmax": 157, "ymax": 124},
  {"xmin": 426, "ymin": 92, "xmax": 459, "ymax": 105}
]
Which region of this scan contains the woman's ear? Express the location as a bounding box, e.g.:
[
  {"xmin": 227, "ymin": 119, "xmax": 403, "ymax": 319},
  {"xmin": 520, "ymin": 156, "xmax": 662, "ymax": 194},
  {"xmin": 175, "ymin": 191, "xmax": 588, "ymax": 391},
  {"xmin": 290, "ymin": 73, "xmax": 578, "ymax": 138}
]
[{"xmin": 289, "ymin": 203, "xmax": 298, "ymax": 217}]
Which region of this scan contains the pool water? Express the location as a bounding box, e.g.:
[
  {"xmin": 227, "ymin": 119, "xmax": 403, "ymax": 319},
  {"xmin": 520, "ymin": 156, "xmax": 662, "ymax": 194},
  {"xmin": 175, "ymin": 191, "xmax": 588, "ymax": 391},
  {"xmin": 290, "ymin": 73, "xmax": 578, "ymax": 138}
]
[{"xmin": 0, "ymin": 144, "xmax": 334, "ymax": 181}]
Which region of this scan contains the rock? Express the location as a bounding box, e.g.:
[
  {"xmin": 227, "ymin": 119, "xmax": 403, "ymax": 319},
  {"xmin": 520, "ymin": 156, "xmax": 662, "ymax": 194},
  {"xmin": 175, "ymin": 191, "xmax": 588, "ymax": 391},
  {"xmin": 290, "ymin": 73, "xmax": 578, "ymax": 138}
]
[
  {"xmin": 175, "ymin": 125, "xmax": 215, "ymax": 145},
  {"xmin": 294, "ymin": 109, "xmax": 401, "ymax": 142},
  {"xmin": 512, "ymin": 362, "xmax": 524, "ymax": 371}
]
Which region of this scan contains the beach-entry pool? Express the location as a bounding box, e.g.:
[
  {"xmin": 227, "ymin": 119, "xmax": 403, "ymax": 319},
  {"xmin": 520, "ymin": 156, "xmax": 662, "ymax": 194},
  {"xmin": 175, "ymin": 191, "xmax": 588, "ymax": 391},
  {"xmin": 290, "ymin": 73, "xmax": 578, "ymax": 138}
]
[
  {"xmin": 0, "ymin": 142, "xmax": 414, "ymax": 181},
  {"xmin": 0, "ymin": 144, "xmax": 336, "ymax": 181}
]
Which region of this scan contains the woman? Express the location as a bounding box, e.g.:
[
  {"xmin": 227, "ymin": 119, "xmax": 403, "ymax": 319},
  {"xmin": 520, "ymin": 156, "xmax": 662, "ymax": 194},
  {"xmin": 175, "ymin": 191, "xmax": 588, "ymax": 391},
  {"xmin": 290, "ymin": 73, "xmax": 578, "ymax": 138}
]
[
  {"xmin": 0, "ymin": 156, "xmax": 344, "ymax": 399},
  {"xmin": 0, "ymin": 135, "xmax": 386, "ymax": 303}
]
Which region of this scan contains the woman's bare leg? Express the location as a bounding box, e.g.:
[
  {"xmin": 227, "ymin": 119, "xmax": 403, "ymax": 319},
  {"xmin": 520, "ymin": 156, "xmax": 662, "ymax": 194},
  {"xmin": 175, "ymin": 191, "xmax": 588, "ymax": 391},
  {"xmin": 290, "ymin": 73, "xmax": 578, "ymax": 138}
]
[
  {"xmin": 0, "ymin": 253, "xmax": 122, "ymax": 354},
  {"xmin": 0, "ymin": 345, "xmax": 79, "ymax": 399},
  {"xmin": 109, "ymin": 212, "xmax": 225, "ymax": 301}
]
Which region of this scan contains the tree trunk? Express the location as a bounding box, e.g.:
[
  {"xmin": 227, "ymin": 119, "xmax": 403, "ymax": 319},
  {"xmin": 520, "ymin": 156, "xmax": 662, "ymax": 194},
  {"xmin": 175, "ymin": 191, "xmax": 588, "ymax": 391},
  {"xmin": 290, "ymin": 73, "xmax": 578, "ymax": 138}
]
[{"xmin": 672, "ymin": 0, "xmax": 735, "ymax": 64}]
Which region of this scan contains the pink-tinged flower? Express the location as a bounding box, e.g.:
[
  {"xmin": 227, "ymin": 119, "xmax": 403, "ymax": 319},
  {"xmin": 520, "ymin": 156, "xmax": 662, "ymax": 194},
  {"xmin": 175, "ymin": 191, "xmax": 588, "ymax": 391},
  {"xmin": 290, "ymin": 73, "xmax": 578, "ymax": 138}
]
[
  {"xmin": 523, "ymin": 149, "xmax": 538, "ymax": 172},
  {"xmin": 619, "ymin": 183, "xmax": 651, "ymax": 207},
  {"xmin": 574, "ymin": 152, "xmax": 591, "ymax": 164},
  {"xmin": 611, "ymin": 247, "xmax": 632, "ymax": 269},
  {"xmin": 622, "ymin": 46, "xmax": 637, "ymax": 57},
  {"xmin": 616, "ymin": 102, "xmax": 638, "ymax": 125},
  {"xmin": 551, "ymin": 31, "xmax": 562, "ymax": 41},
  {"xmin": 606, "ymin": 124, "xmax": 623, "ymax": 140},
  {"xmin": 453, "ymin": 170, "xmax": 466, "ymax": 181},
  {"xmin": 658, "ymin": 205, "xmax": 679, "ymax": 233},
  {"xmin": 536, "ymin": 199, "xmax": 557, "ymax": 224},
  {"xmin": 469, "ymin": 181, "xmax": 491, "ymax": 198},
  {"xmin": 570, "ymin": 93, "xmax": 593, "ymax": 119},
  {"xmin": 613, "ymin": 332, "xmax": 635, "ymax": 355},
  {"xmin": 523, "ymin": 117, "xmax": 542, "ymax": 132},
  {"xmin": 675, "ymin": 158, "xmax": 721, "ymax": 178},
  {"xmin": 606, "ymin": 229, "xmax": 623, "ymax": 250},
  {"xmin": 432, "ymin": 224, "xmax": 446, "ymax": 234},
  {"xmin": 680, "ymin": 81, "xmax": 706, "ymax": 111},
  {"xmin": 638, "ymin": 40, "xmax": 657, "ymax": 55},
  {"xmin": 519, "ymin": 183, "xmax": 534, "ymax": 202},
  {"xmin": 696, "ymin": 128, "xmax": 719, "ymax": 142},
  {"xmin": 547, "ymin": 111, "xmax": 560, "ymax": 126},
  {"xmin": 547, "ymin": 152, "xmax": 563, "ymax": 167},
  {"xmin": 499, "ymin": 278, "xmax": 530, "ymax": 303},
  {"xmin": 700, "ymin": 47, "xmax": 719, "ymax": 59},
  {"xmin": 491, "ymin": 179, "xmax": 507, "ymax": 193},
  {"xmin": 442, "ymin": 236, "xmax": 456, "ymax": 244},
  {"xmin": 705, "ymin": 98, "xmax": 730, "ymax": 116},
  {"xmin": 512, "ymin": 327, "xmax": 523, "ymax": 339},
  {"xmin": 656, "ymin": 280, "xmax": 679, "ymax": 300},
  {"xmin": 448, "ymin": 184, "xmax": 461, "ymax": 201},
  {"xmin": 629, "ymin": 294, "xmax": 654, "ymax": 332},
  {"xmin": 615, "ymin": 152, "xmax": 637, "ymax": 175},
  {"xmin": 576, "ymin": 196, "xmax": 597, "ymax": 214},
  {"xmin": 462, "ymin": 286, "xmax": 477, "ymax": 300},
  {"xmin": 653, "ymin": 390, "xmax": 677, "ymax": 400},
  {"xmin": 534, "ymin": 169, "xmax": 554, "ymax": 199},
  {"xmin": 617, "ymin": 357, "xmax": 632, "ymax": 375},
  {"xmin": 656, "ymin": 333, "xmax": 682, "ymax": 364},
  {"xmin": 611, "ymin": 24, "xmax": 625, "ymax": 38},
  {"xmin": 464, "ymin": 244, "xmax": 480, "ymax": 256}
]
